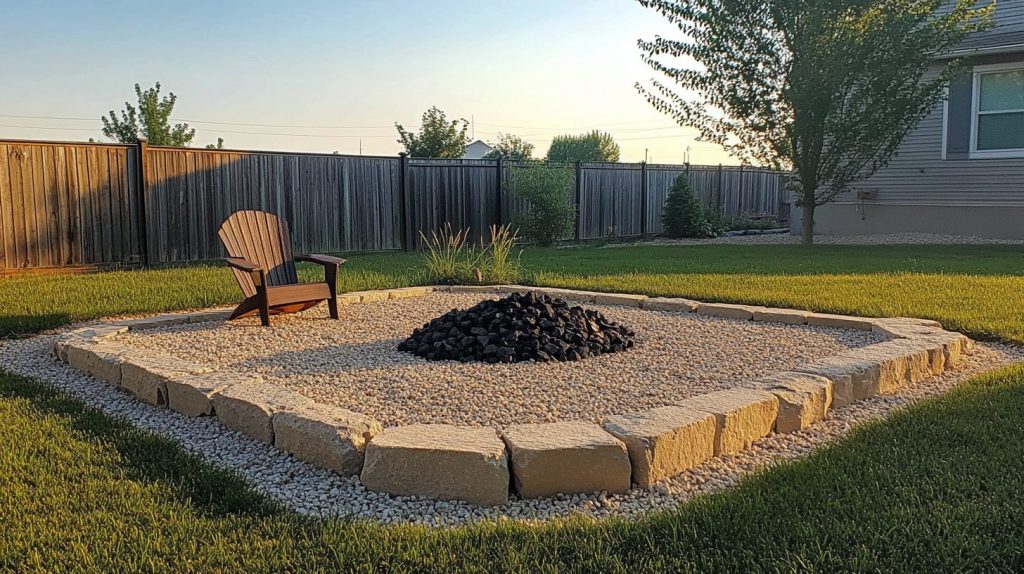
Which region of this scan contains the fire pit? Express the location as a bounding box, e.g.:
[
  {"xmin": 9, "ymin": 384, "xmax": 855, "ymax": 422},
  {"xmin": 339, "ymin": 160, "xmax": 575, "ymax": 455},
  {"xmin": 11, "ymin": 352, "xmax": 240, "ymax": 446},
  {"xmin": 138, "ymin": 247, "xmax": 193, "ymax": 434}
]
[{"xmin": 396, "ymin": 292, "xmax": 636, "ymax": 363}]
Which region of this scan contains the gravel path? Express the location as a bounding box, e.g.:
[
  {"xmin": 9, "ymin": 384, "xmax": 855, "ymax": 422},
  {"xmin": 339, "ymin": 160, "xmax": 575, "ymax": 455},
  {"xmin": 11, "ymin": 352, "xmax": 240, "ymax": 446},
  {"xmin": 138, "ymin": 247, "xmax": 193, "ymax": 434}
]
[
  {"xmin": 115, "ymin": 293, "xmax": 883, "ymax": 428},
  {"xmin": 603, "ymin": 232, "xmax": 1024, "ymax": 247},
  {"xmin": 1, "ymin": 325, "xmax": 1019, "ymax": 526}
]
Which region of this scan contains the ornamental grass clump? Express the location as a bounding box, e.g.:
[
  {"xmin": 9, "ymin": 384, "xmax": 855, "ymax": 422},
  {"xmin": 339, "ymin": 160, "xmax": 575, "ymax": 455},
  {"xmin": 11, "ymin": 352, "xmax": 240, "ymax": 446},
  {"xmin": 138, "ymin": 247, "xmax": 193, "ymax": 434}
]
[{"xmin": 419, "ymin": 224, "xmax": 522, "ymax": 284}]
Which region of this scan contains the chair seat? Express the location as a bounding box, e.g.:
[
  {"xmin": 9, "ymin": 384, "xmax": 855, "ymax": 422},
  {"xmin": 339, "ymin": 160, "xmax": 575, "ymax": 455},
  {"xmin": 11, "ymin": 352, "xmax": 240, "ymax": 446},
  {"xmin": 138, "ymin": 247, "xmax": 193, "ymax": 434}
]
[{"xmin": 266, "ymin": 282, "xmax": 332, "ymax": 307}]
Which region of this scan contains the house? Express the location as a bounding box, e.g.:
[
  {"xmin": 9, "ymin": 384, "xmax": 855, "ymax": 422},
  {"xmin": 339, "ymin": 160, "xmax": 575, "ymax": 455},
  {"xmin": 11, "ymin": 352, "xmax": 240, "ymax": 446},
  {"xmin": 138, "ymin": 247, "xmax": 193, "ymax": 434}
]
[
  {"xmin": 461, "ymin": 140, "xmax": 494, "ymax": 160},
  {"xmin": 794, "ymin": 1, "xmax": 1024, "ymax": 239}
]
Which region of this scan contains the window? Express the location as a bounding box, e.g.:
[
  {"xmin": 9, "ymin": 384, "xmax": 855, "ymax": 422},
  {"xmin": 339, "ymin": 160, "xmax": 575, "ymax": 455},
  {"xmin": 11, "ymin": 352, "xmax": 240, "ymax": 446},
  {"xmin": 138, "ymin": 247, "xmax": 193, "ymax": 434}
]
[{"xmin": 971, "ymin": 63, "xmax": 1024, "ymax": 159}]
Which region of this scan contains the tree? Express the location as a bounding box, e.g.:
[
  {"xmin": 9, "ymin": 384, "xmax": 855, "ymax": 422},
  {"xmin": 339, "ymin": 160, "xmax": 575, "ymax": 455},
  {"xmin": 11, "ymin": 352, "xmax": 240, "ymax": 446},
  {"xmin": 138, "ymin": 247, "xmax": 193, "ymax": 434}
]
[
  {"xmin": 544, "ymin": 130, "xmax": 621, "ymax": 162},
  {"xmin": 662, "ymin": 175, "xmax": 715, "ymax": 238},
  {"xmin": 483, "ymin": 133, "xmax": 535, "ymax": 160},
  {"xmin": 636, "ymin": 0, "xmax": 991, "ymax": 244},
  {"xmin": 101, "ymin": 83, "xmax": 197, "ymax": 146},
  {"xmin": 205, "ymin": 138, "xmax": 225, "ymax": 149},
  {"xmin": 508, "ymin": 163, "xmax": 575, "ymax": 246},
  {"xmin": 395, "ymin": 107, "xmax": 469, "ymax": 158}
]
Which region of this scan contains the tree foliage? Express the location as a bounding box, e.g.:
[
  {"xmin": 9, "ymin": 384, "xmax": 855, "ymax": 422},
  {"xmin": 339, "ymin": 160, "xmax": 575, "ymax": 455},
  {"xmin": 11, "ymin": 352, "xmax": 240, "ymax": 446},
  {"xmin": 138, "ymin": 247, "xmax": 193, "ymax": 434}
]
[
  {"xmin": 395, "ymin": 107, "xmax": 469, "ymax": 158},
  {"xmin": 636, "ymin": 0, "xmax": 991, "ymax": 243},
  {"xmin": 101, "ymin": 83, "xmax": 197, "ymax": 146},
  {"xmin": 662, "ymin": 175, "xmax": 716, "ymax": 238},
  {"xmin": 509, "ymin": 164, "xmax": 575, "ymax": 246},
  {"xmin": 205, "ymin": 138, "xmax": 225, "ymax": 149},
  {"xmin": 544, "ymin": 130, "xmax": 621, "ymax": 162},
  {"xmin": 483, "ymin": 133, "xmax": 535, "ymax": 160}
]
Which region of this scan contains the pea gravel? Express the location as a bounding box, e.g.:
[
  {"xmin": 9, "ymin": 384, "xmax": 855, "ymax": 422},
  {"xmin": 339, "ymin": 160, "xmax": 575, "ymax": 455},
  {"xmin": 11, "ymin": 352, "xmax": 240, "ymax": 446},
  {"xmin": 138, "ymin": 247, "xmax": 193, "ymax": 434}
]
[
  {"xmin": 0, "ymin": 322, "xmax": 1016, "ymax": 527},
  {"xmin": 115, "ymin": 293, "xmax": 884, "ymax": 428}
]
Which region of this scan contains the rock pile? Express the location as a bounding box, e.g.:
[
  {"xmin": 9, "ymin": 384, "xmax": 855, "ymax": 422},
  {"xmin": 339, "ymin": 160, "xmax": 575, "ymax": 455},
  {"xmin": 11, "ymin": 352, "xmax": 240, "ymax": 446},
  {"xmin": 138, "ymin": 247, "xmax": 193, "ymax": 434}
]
[{"xmin": 397, "ymin": 292, "xmax": 636, "ymax": 363}]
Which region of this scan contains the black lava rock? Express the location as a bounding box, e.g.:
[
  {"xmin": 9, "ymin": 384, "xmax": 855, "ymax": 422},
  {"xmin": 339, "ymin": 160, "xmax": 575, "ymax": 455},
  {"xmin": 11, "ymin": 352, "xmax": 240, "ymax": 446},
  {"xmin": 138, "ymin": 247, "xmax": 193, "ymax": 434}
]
[{"xmin": 397, "ymin": 292, "xmax": 636, "ymax": 363}]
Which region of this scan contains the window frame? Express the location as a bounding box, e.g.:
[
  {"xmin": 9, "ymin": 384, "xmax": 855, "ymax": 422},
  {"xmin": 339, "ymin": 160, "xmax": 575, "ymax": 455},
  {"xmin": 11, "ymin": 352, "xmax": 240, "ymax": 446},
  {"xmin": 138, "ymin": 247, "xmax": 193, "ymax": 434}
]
[{"xmin": 969, "ymin": 61, "xmax": 1024, "ymax": 159}]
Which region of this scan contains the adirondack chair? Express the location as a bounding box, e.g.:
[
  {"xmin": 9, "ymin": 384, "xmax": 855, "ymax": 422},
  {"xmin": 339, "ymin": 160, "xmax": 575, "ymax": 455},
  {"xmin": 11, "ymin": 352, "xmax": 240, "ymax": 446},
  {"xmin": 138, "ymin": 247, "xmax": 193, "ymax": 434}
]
[{"xmin": 218, "ymin": 210, "xmax": 345, "ymax": 326}]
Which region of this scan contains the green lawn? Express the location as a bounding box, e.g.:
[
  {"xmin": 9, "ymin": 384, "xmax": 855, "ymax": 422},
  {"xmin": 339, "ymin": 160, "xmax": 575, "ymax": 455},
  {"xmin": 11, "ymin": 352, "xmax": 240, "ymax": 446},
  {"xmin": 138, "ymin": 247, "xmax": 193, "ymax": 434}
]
[
  {"xmin": 2, "ymin": 243, "xmax": 1024, "ymax": 572},
  {"xmin": 2, "ymin": 244, "xmax": 1023, "ymax": 341}
]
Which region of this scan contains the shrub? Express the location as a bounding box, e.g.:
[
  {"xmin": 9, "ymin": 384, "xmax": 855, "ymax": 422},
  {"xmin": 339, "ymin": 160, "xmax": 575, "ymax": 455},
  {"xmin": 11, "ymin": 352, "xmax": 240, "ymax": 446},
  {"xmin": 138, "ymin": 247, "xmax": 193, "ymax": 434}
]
[
  {"xmin": 482, "ymin": 224, "xmax": 521, "ymax": 284},
  {"xmin": 662, "ymin": 175, "xmax": 716, "ymax": 238},
  {"xmin": 419, "ymin": 224, "xmax": 521, "ymax": 284},
  {"xmin": 509, "ymin": 163, "xmax": 575, "ymax": 247}
]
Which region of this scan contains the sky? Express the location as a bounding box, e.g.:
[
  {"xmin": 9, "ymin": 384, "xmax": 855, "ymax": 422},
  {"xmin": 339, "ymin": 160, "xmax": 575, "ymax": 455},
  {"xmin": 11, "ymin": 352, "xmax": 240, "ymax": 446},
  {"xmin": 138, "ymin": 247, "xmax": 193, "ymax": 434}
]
[{"xmin": 0, "ymin": 0, "xmax": 735, "ymax": 164}]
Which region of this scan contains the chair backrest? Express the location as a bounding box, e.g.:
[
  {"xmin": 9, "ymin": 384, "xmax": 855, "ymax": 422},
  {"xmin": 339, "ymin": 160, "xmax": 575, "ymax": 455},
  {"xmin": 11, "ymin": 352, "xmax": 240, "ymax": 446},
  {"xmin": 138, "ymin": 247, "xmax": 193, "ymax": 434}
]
[{"xmin": 218, "ymin": 210, "xmax": 298, "ymax": 296}]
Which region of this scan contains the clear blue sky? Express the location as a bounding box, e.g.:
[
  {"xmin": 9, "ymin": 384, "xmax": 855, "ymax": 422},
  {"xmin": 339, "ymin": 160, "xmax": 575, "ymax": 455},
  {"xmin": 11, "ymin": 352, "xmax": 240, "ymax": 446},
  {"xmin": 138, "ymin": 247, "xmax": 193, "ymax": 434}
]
[{"xmin": 0, "ymin": 0, "xmax": 733, "ymax": 164}]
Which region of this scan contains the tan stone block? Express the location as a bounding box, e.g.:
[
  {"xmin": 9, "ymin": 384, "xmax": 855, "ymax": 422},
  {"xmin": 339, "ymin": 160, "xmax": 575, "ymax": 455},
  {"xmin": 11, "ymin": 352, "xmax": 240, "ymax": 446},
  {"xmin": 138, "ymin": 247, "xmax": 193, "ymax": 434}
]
[
  {"xmin": 642, "ymin": 297, "xmax": 698, "ymax": 313},
  {"xmin": 361, "ymin": 424, "xmax": 509, "ymax": 506},
  {"xmin": 358, "ymin": 290, "xmax": 391, "ymax": 303},
  {"xmin": 749, "ymin": 372, "xmax": 833, "ymax": 433},
  {"xmin": 274, "ymin": 403, "xmax": 381, "ymax": 476},
  {"xmin": 166, "ymin": 371, "xmax": 261, "ymax": 417},
  {"xmin": 870, "ymin": 317, "xmax": 943, "ymax": 339},
  {"xmin": 805, "ymin": 313, "xmax": 875, "ymax": 331},
  {"xmin": 212, "ymin": 382, "xmax": 314, "ymax": 443},
  {"xmin": 502, "ymin": 421, "xmax": 631, "ymax": 497},
  {"xmin": 679, "ymin": 388, "xmax": 779, "ymax": 455},
  {"xmin": 186, "ymin": 309, "xmax": 232, "ymax": 324},
  {"xmin": 337, "ymin": 293, "xmax": 363, "ymax": 305},
  {"xmin": 121, "ymin": 314, "xmax": 191, "ymax": 331},
  {"xmin": 751, "ymin": 308, "xmax": 809, "ymax": 325},
  {"xmin": 65, "ymin": 343, "xmax": 131, "ymax": 386},
  {"xmin": 695, "ymin": 303, "xmax": 758, "ymax": 321},
  {"xmin": 593, "ymin": 293, "xmax": 648, "ymax": 307},
  {"xmin": 387, "ymin": 286, "xmax": 434, "ymax": 299},
  {"xmin": 121, "ymin": 354, "xmax": 215, "ymax": 406},
  {"xmin": 603, "ymin": 406, "xmax": 716, "ymax": 488}
]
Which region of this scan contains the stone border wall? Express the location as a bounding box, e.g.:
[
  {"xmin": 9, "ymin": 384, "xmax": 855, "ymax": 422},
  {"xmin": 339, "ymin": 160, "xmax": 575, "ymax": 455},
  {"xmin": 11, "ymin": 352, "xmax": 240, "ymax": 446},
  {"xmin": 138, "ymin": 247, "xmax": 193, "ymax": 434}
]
[{"xmin": 54, "ymin": 285, "xmax": 973, "ymax": 507}]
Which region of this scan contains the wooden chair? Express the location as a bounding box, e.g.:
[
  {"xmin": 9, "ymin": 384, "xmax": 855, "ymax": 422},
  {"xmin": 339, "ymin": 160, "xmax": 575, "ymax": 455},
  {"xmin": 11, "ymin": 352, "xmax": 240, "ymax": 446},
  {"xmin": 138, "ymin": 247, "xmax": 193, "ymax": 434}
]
[{"xmin": 218, "ymin": 210, "xmax": 345, "ymax": 326}]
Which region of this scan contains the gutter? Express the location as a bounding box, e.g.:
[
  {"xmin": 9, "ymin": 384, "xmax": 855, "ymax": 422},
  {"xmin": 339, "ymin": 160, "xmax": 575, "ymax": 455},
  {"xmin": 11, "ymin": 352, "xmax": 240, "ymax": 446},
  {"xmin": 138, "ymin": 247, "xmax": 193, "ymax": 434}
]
[{"xmin": 936, "ymin": 42, "xmax": 1024, "ymax": 59}]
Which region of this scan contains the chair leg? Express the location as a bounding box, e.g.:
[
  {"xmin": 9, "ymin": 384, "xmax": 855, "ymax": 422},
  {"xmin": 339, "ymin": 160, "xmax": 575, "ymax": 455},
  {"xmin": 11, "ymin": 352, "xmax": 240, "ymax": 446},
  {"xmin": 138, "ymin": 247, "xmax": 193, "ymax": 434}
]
[
  {"xmin": 258, "ymin": 290, "xmax": 271, "ymax": 327},
  {"xmin": 328, "ymin": 296, "xmax": 339, "ymax": 320},
  {"xmin": 326, "ymin": 263, "xmax": 339, "ymax": 320}
]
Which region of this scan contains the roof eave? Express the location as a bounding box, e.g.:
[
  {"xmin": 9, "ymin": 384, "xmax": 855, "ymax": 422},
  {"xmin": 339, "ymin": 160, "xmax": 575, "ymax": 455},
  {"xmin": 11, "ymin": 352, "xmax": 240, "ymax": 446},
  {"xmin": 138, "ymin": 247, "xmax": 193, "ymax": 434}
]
[{"xmin": 936, "ymin": 43, "xmax": 1024, "ymax": 59}]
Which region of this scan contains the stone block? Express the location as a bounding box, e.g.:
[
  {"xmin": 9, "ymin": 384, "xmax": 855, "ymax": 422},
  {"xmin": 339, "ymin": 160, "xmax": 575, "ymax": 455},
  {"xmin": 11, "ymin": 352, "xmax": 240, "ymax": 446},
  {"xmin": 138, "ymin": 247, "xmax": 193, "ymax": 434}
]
[
  {"xmin": 65, "ymin": 343, "xmax": 131, "ymax": 386},
  {"xmin": 678, "ymin": 389, "xmax": 779, "ymax": 455},
  {"xmin": 805, "ymin": 313, "xmax": 875, "ymax": 331},
  {"xmin": 387, "ymin": 286, "xmax": 434, "ymax": 299},
  {"xmin": 358, "ymin": 290, "xmax": 391, "ymax": 303},
  {"xmin": 751, "ymin": 308, "xmax": 810, "ymax": 325},
  {"xmin": 337, "ymin": 293, "xmax": 363, "ymax": 305},
  {"xmin": 695, "ymin": 303, "xmax": 758, "ymax": 321},
  {"xmin": 502, "ymin": 421, "xmax": 631, "ymax": 498},
  {"xmin": 121, "ymin": 354, "xmax": 215, "ymax": 406},
  {"xmin": 593, "ymin": 292, "xmax": 648, "ymax": 307},
  {"xmin": 186, "ymin": 309, "xmax": 232, "ymax": 324},
  {"xmin": 166, "ymin": 371, "xmax": 261, "ymax": 417},
  {"xmin": 212, "ymin": 382, "xmax": 314, "ymax": 443},
  {"xmin": 120, "ymin": 313, "xmax": 191, "ymax": 331},
  {"xmin": 603, "ymin": 406, "xmax": 716, "ymax": 488},
  {"xmin": 361, "ymin": 424, "xmax": 509, "ymax": 506},
  {"xmin": 642, "ymin": 297, "xmax": 698, "ymax": 313},
  {"xmin": 274, "ymin": 403, "xmax": 382, "ymax": 476},
  {"xmin": 748, "ymin": 372, "xmax": 833, "ymax": 433}
]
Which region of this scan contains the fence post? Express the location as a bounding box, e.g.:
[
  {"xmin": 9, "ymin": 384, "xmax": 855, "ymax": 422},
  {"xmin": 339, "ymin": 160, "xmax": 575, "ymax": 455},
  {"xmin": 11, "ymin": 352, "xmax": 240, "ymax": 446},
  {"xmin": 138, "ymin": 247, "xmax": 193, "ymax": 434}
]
[
  {"xmin": 134, "ymin": 138, "xmax": 150, "ymax": 266},
  {"xmin": 398, "ymin": 152, "xmax": 412, "ymax": 251},
  {"xmin": 737, "ymin": 164, "xmax": 745, "ymax": 214},
  {"xmin": 716, "ymin": 163, "xmax": 724, "ymax": 216},
  {"xmin": 494, "ymin": 156, "xmax": 503, "ymax": 229},
  {"xmin": 573, "ymin": 161, "xmax": 582, "ymax": 242},
  {"xmin": 639, "ymin": 161, "xmax": 648, "ymax": 239}
]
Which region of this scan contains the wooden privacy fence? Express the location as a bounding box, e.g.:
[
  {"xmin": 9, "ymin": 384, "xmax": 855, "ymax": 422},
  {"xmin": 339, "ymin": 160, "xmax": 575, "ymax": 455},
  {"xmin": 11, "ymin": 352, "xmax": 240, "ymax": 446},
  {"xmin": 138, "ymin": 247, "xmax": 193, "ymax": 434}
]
[{"xmin": 0, "ymin": 138, "xmax": 788, "ymax": 271}]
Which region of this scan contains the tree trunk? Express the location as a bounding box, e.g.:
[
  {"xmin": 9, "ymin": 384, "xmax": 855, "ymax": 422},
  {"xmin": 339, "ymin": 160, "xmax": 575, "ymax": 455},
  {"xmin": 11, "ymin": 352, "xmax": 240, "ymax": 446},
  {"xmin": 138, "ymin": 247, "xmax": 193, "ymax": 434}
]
[{"xmin": 801, "ymin": 202, "xmax": 815, "ymax": 245}]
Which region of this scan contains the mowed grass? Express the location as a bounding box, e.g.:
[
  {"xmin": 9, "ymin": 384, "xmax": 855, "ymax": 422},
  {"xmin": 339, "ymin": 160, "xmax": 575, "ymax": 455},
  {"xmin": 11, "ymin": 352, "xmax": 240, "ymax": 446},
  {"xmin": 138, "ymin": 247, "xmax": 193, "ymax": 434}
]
[
  {"xmin": 2, "ymin": 243, "xmax": 1023, "ymax": 341},
  {"xmin": 3, "ymin": 365, "xmax": 1024, "ymax": 573}
]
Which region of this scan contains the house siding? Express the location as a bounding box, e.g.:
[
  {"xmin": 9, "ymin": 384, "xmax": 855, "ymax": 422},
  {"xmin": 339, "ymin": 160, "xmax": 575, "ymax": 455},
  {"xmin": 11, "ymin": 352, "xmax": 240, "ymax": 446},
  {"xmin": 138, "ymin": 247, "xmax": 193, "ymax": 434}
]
[{"xmin": 795, "ymin": 5, "xmax": 1024, "ymax": 238}]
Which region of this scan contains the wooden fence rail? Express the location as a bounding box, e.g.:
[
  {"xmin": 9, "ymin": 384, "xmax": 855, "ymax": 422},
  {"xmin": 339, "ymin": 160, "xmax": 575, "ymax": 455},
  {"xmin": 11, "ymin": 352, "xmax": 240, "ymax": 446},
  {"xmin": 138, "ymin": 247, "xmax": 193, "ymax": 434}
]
[{"xmin": 0, "ymin": 138, "xmax": 789, "ymax": 271}]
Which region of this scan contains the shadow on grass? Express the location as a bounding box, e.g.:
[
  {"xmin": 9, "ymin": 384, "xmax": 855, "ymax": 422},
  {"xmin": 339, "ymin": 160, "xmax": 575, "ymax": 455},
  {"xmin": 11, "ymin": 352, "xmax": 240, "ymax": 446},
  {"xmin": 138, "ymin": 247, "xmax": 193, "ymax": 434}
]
[
  {"xmin": 0, "ymin": 372, "xmax": 282, "ymax": 519},
  {"xmin": 0, "ymin": 313, "xmax": 73, "ymax": 339}
]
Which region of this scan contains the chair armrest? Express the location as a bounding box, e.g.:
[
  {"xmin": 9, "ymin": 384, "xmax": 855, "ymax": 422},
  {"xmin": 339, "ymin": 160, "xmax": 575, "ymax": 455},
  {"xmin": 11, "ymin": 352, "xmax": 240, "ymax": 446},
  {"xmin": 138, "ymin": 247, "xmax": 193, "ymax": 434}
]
[
  {"xmin": 296, "ymin": 254, "xmax": 347, "ymax": 266},
  {"xmin": 224, "ymin": 257, "xmax": 263, "ymax": 273}
]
